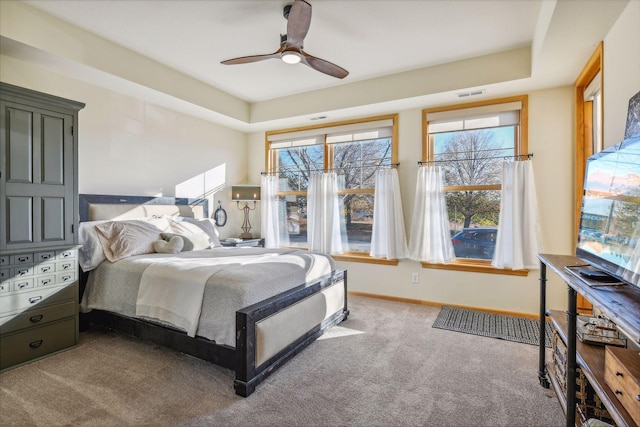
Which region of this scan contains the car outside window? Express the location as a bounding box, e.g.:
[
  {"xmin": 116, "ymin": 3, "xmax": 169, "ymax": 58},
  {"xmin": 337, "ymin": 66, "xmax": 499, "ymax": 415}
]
[
  {"xmin": 423, "ymin": 95, "xmax": 528, "ymax": 265},
  {"xmin": 266, "ymin": 115, "xmax": 398, "ymax": 257}
]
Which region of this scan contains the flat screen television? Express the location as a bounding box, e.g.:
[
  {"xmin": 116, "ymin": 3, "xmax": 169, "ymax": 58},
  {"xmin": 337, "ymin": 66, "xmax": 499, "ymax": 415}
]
[{"xmin": 575, "ymin": 134, "xmax": 640, "ymax": 287}]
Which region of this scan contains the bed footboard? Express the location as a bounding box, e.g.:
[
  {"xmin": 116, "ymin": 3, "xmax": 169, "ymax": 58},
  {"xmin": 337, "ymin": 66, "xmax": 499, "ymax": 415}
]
[{"xmin": 234, "ymin": 269, "xmax": 348, "ymax": 397}]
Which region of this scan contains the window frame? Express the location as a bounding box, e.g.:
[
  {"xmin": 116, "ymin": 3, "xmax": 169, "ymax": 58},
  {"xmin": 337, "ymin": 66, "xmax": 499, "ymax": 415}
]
[
  {"xmin": 421, "ymin": 95, "xmax": 529, "ymax": 275},
  {"xmin": 574, "ymin": 42, "xmax": 603, "ymax": 312},
  {"xmin": 265, "ymin": 114, "xmax": 399, "ymax": 264}
]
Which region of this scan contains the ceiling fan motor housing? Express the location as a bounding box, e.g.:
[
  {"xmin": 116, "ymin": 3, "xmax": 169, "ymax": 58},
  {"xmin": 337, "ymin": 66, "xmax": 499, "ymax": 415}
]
[
  {"xmin": 280, "ymin": 33, "xmax": 302, "ymax": 50},
  {"xmin": 283, "ymin": 4, "xmax": 292, "ymax": 20},
  {"xmin": 221, "ymin": 0, "xmax": 348, "ymax": 79}
]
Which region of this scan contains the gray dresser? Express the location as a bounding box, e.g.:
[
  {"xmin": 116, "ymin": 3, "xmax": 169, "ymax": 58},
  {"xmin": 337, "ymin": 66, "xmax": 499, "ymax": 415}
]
[{"xmin": 0, "ymin": 83, "xmax": 84, "ymax": 371}]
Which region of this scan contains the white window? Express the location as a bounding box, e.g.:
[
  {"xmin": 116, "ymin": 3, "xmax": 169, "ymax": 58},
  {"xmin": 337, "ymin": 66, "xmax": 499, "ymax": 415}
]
[
  {"xmin": 266, "ymin": 115, "xmax": 397, "ymax": 256},
  {"xmin": 423, "ymin": 96, "xmax": 528, "ymax": 264},
  {"xmin": 583, "ymin": 71, "xmax": 603, "ymax": 154}
]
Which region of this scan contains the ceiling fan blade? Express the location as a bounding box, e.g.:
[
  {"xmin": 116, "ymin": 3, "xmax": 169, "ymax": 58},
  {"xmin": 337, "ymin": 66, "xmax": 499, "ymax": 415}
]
[
  {"xmin": 221, "ymin": 49, "xmax": 282, "ymax": 65},
  {"xmin": 286, "ymin": 0, "xmax": 312, "ymax": 47},
  {"xmin": 301, "ymin": 52, "xmax": 349, "ymax": 79}
]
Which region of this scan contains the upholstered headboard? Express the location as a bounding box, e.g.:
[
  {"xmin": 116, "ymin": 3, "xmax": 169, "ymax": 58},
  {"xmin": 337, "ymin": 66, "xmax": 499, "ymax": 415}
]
[{"xmin": 78, "ymin": 194, "xmax": 208, "ymax": 222}]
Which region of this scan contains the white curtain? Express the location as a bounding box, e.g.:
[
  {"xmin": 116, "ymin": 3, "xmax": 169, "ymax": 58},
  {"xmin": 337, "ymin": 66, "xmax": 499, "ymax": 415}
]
[
  {"xmin": 408, "ymin": 166, "xmax": 455, "ymax": 263},
  {"xmin": 370, "ymin": 168, "xmax": 408, "ymax": 259},
  {"xmin": 260, "ymin": 175, "xmax": 285, "ymax": 248},
  {"xmin": 492, "ymin": 160, "xmax": 543, "ymax": 270},
  {"xmin": 307, "ymin": 172, "xmax": 345, "ymax": 254}
]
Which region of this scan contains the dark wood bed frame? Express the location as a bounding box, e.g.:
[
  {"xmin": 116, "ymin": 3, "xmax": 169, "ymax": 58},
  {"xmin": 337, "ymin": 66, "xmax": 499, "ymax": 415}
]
[{"xmin": 78, "ymin": 194, "xmax": 349, "ymax": 397}]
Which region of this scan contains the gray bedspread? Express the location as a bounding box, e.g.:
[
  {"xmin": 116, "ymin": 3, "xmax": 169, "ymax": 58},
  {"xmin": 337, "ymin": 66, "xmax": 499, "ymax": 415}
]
[{"xmin": 80, "ymin": 247, "xmax": 335, "ymax": 347}]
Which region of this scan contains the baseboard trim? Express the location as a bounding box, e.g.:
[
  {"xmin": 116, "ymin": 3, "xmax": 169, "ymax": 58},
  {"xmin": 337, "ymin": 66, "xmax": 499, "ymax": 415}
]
[{"xmin": 347, "ymin": 291, "xmax": 540, "ymax": 320}]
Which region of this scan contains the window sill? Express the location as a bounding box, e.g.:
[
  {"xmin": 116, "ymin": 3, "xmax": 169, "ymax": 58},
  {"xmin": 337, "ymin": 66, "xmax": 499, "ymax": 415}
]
[
  {"xmin": 420, "ymin": 259, "xmax": 529, "ymax": 276},
  {"xmin": 332, "ymin": 253, "xmax": 399, "ymax": 266}
]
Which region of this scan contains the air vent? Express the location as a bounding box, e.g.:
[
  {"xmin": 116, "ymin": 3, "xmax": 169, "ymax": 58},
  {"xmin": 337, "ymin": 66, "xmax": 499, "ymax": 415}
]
[{"xmin": 457, "ymin": 89, "xmax": 486, "ymax": 98}]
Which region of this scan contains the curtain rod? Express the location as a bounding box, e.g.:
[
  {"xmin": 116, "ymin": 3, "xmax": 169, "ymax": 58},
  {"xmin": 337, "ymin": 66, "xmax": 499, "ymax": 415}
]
[
  {"xmin": 261, "ymin": 162, "xmax": 400, "ymax": 176},
  {"xmin": 417, "ymin": 153, "xmax": 533, "ymax": 166}
]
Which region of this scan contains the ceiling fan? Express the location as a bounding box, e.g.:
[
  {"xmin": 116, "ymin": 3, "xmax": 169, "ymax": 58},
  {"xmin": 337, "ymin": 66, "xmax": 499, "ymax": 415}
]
[{"xmin": 221, "ymin": 0, "xmax": 349, "ymax": 79}]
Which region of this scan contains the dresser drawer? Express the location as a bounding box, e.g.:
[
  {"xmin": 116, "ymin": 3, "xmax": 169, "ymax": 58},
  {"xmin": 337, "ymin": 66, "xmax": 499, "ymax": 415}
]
[
  {"xmin": 56, "ymin": 260, "xmax": 75, "ymax": 272},
  {"xmin": 0, "ymin": 283, "xmax": 77, "ymax": 316},
  {"xmin": 35, "ymin": 251, "xmax": 55, "ymax": 262},
  {"xmin": 11, "ymin": 253, "xmax": 34, "ymax": 265},
  {"xmin": 0, "ymin": 300, "xmax": 76, "ymax": 335},
  {"xmin": 0, "ymin": 318, "xmax": 77, "ymax": 370},
  {"xmin": 12, "ymin": 277, "xmax": 35, "ymax": 292},
  {"xmin": 56, "ymin": 249, "xmax": 76, "ymax": 260},
  {"xmin": 13, "ymin": 265, "xmax": 34, "ymax": 278},
  {"xmin": 35, "ymin": 262, "xmax": 56, "ymax": 275},
  {"xmin": 605, "ymin": 346, "xmax": 640, "ymax": 425},
  {"xmin": 36, "ymin": 275, "xmax": 56, "ymax": 288}
]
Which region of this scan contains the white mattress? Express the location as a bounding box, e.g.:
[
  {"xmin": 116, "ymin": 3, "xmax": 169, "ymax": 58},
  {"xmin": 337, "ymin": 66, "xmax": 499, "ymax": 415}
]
[{"xmin": 80, "ymin": 247, "xmax": 335, "ymax": 347}]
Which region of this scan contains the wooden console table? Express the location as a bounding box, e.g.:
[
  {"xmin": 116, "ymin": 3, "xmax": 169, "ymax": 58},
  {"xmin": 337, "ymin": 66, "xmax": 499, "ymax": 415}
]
[{"xmin": 537, "ymin": 254, "xmax": 640, "ymax": 427}]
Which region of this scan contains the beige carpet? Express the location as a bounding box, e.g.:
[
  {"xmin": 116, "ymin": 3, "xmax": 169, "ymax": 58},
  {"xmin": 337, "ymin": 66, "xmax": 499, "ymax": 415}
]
[{"xmin": 0, "ymin": 296, "xmax": 564, "ymax": 427}]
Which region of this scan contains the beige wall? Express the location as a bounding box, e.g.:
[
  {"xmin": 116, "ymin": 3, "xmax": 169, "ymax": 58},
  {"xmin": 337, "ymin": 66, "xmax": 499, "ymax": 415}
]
[
  {"xmin": 249, "ymin": 87, "xmax": 574, "ymax": 315},
  {"xmin": 0, "ymin": 54, "xmax": 249, "ymax": 240},
  {"xmin": 246, "ymin": 0, "xmax": 639, "ymax": 315},
  {"xmin": 603, "ymin": 0, "xmax": 640, "ymax": 147},
  {"xmin": 2, "ymin": 0, "xmax": 637, "ymax": 316}
]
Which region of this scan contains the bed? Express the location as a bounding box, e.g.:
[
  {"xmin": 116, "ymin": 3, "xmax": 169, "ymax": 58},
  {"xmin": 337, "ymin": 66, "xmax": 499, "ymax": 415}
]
[{"xmin": 77, "ymin": 194, "xmax": 348, "ymax": 397}]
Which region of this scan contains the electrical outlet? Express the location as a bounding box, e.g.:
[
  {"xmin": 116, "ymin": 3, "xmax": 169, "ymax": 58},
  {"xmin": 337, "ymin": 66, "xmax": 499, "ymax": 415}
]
[{"xmin": 411, "ymin": 273, "xmax": 419, "ymax": 284}]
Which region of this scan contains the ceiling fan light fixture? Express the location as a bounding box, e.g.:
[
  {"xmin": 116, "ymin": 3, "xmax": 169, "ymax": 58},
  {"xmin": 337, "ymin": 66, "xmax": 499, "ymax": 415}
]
[
  {"xmin": 221, "ymin": 0, "xmax": 348, "ymax": 78},
  {"xmin": 281, "ymin": 51, "xmax": 302, "ymax": 64}
]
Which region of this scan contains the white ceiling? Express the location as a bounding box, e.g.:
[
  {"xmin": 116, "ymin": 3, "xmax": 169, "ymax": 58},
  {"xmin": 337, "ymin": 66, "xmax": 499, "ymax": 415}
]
[{"xmin": 11, "ymin": 0, "xmax": 631, "ymax": 131}]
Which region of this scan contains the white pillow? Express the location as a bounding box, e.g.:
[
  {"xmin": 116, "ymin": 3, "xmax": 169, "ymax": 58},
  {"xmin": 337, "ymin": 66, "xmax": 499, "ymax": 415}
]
[
  {"xmin": 78, "ymin": 220, "xmax": 109, "ymax": 271},
  {"xmin": 170, "ymin": 218, "xmax": 221, "ymax": 248},
  {"xmin": 95, "ymin": 217, "xmax": 171, "ymax": 262},
  {"xmin": 193, "ymin": 219, "xmax": 222, "ymax": 248}
]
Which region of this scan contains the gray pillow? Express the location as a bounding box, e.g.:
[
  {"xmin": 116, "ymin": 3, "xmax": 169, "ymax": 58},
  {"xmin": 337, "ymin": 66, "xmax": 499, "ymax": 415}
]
[
  {"xmin": 154, "ymin": 236, "xmax": 184, "ymax": 254},
  {"xmin": 160, "ymin": 232, "xmax": 210, "ymax": 251}
]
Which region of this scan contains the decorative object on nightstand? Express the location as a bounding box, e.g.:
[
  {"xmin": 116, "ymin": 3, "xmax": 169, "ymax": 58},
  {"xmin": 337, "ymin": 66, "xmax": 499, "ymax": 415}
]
[
  {"xmin": 220, "ymin": 238, "xmax": 265, "ymax": 248},
  {"xmin": 231, "ymin": 185, "xmax": 260, "ymax": 239},
  {"xmin": 214, "ymin": 201, "xmax": 227, "ymax": 227}
]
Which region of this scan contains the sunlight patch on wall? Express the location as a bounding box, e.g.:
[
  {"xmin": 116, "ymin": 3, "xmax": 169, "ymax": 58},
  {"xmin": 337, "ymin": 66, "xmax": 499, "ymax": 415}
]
[{"xmin": 175, "ymin": 163, "xmax": 228, "ymax": 207}]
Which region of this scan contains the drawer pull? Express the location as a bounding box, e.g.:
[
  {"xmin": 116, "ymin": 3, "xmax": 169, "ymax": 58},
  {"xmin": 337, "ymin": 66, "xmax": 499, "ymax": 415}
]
[
  {"xmin": 615, "ymin": 371, "xmax": 624, "ymax": 377},
  {"xmin": 29, "ymin": 340, "xmax": 43, "ymax": 349},
  {"xmin": 18, "ymin": 256, "xmax": 29, "ymax": 262},
  {"xmin": 18, "ymin": 283, "xmax": 29, "ymax": 289},
  {"xmin": 615, "ymin": 390, "xmax": 623, "ymax": 396},
  {"xmin": 29, "ymin": 296, "xmax": 42, "ymax": 304},
  {"xmin": 41, "ymin": 254, "xmax": 51, "ymax": 260},
  {"xmin": 18, "ymin": 270, "xmax": 28, "ymax": 276},
  {"xmin": 30, "ymin": 314, "xmax": 44, "ymax": 323},
  {"xmin": 61, "ymin": 275, "xmax": 71, "ymax": 282},
  {"xmin": 41, "ymin": 279, "xmax": 51, "ymax": 286},
  {"xmin": 61, "ymin": 253, "xmax": 70, "ymax": 258},
  {"xmin": 41, "ymin": 266, "xmax": 51, "ymax": 272}
]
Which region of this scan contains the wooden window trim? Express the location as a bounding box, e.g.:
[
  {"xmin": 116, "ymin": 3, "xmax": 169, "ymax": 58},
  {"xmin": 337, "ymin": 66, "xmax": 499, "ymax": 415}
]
[
  {"xmin": 574, "ymin": 42, "xmax": 603, "ymax": 314},
  {"xmin": 419, "ymin": 95, "xmax": 528, "ymax": 273},
  {"xmin": 265, "ymin": 114, "xmax": 399, "ymax": 262},
  {"xmin": 421, "ymin": 260, "xmax": 529, "ymax": 276},
  {"xmin": 574, "ymin": 42, "xmax": 603, "ymax": 244}
]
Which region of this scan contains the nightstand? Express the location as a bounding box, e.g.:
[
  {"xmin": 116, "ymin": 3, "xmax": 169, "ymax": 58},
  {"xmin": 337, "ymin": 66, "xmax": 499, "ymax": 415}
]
[{"xmin": 220, "ymin": 238, "xmax": 265, "ymax": 248}]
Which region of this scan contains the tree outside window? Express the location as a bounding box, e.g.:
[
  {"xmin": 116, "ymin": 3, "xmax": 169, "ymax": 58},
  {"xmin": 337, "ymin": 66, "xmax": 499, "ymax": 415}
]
[
  {"xmin": 424, "ymin": 96, "xmax": 527, "ymax": 263},
  {"xmin": 266, "ymin": 116, "xmax": 397, "ymax": 255}
]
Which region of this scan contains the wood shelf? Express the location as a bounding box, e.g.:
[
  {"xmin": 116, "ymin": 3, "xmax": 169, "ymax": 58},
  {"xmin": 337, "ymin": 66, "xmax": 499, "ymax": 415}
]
[
  {"xmin": 538, "ymin": 254, "xmax": 640, "ymax": 427},
  {"xmin": 539, "ymin": 254, "xmax": 640, "ymax": 342},
  {"xmin": 548, "ymin": 309, "xmax": 639, "ymax": 427}
]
